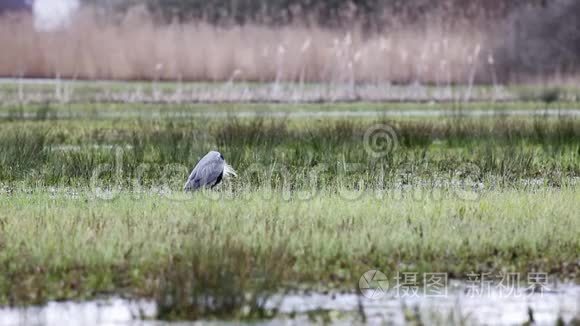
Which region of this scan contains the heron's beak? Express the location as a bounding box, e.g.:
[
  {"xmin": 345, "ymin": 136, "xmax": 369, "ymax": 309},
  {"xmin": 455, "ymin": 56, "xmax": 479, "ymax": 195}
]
[{"xmin": 224, "ymin": 163, "xmax": 237, "ymax": 177}]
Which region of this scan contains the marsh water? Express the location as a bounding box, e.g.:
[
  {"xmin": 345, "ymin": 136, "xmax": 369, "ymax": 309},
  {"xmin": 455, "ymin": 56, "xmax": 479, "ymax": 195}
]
[
  {"xmin": 1, "ymin": 109, "xmax": 580, "ymax": 120},
  {"xmin": 1, "ymin": 283, "xmax": 578, "ymax": 325}
]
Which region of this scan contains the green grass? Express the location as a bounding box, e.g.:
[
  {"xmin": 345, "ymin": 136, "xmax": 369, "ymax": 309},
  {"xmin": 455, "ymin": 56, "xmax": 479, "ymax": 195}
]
[
  {"xmin": 0, "ymin": 188, "xmax": 578, "ymax": 318},
  {"xmin": 0, "ymin": 101, "xmax": 578, "ymax": 319},
  {"xmin": 0, "ymin": 114, "xmax": 578, "ymax": 186}
]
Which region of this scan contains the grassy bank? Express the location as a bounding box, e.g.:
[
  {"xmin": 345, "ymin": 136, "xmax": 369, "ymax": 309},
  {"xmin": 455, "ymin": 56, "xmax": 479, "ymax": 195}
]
[{"xmin": 0, "ymin": 188, "xmax": 578, "ymax": 318}]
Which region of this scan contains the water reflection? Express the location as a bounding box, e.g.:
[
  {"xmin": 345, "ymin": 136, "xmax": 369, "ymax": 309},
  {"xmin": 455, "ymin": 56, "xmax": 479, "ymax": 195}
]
[{"xmin": 1, "ymin": 283, "xmax": 577, "ymax": 325}]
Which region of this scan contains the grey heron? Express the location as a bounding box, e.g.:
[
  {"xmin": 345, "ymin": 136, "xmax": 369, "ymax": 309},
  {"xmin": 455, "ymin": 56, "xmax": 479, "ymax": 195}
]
[{"xmin": 184, "ymin": 151, "xmax": 237, "ymax": 191}]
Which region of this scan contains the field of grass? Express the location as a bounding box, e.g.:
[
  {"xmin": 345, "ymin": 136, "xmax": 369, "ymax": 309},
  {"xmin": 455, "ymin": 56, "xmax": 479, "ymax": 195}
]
[
  {"xmin": 1, "ymin": 189, "xmax": 578, "ymax": 319},
  {"xmin": 0, "ymin": 98, "xmax": 579, "ymax": 320}
]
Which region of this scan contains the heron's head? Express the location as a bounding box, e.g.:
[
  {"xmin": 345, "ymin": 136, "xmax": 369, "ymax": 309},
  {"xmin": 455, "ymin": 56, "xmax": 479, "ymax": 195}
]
[
  {"xmin": 209, "ymin": 151, "xmax": 237, "ymax": 178},
  {"xmin": 208, "ymin": 150, "xmax": 224, "ymax": 161}
]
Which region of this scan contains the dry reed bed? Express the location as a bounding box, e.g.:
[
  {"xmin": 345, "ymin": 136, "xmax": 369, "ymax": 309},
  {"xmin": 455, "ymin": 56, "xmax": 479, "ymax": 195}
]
[{"xmin": 1, "ymin": 9, "xmax": 490, "ymax": 84}]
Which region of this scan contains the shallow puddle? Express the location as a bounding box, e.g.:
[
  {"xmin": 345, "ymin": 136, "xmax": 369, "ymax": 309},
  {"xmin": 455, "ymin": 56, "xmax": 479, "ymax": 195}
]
[{"xmin": 1, "ymin": 283, "xmax": 577, "ymax": 325}]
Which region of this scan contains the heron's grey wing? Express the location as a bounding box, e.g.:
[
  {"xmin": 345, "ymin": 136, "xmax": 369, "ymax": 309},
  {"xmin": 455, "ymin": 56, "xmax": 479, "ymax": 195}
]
[{"xmin": 184, "ymin": 157, "xmax": 224, "ymax": 190}]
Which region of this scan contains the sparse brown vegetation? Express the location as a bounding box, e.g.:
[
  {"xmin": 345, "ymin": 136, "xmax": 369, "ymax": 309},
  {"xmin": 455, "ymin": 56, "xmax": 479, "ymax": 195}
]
[
  {"xmin": 0, "ymin": 8, "xmax": 489, "ymax": 83},
  {"xmin": 2, "ymin": 0, "xmax": 580, "ymax": 84}
]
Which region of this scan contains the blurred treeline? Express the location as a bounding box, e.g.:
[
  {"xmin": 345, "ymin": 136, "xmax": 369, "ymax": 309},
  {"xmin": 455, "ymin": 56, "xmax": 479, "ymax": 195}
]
[{"xmin": 81, "ymin": 0, "xmax": 549, "ymax": 26}]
